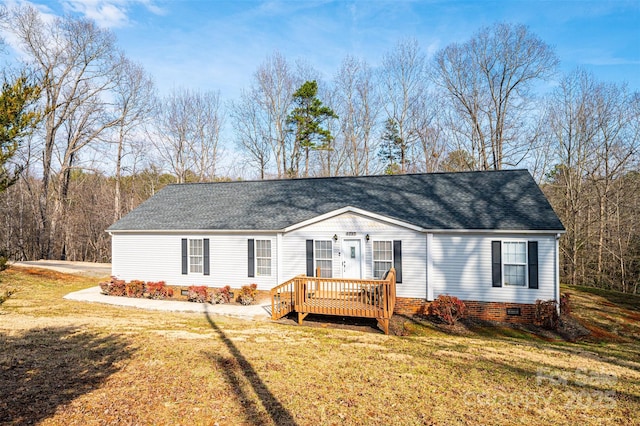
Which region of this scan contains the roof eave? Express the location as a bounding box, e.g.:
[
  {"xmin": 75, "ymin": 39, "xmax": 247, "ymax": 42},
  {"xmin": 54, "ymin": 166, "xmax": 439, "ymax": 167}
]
[
  {"xmin": 107, "ymin": 227, "xmax": 566, "ymax": 235},
  {"xmin": 107, "ymin": 229, "xmax": 281, "ymax": 234}
]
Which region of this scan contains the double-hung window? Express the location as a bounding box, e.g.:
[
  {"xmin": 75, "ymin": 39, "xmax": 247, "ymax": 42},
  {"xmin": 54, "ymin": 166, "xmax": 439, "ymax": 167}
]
[
  {"xmin": 373, "ymin": 240, "xmax": 393, "ymax": 279},
  {"xmin": 314, "ymin": 240, "xmax": 332, "ymax": 277},
  {"xmin": 255, "ymin": 239, "xmax": 272, "ymax": 276},
  {"xmin": 189, "ymin": 239, "xmax": 203, "ymax": 274},
  {"xmin": 503, "ymin": 241, "xmax": 527, "ymax": 286}
]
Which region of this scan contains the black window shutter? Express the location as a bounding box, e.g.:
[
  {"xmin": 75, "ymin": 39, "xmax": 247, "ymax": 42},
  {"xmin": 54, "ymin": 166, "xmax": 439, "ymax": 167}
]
[
  {"xmin": 203, "ymin": 238, "xmax": 210, "ymax": 276},
  {"xmin": 393, "ymin": 240, "xmax": 402, "ymax": 283},
  {"xmin": 248, "ymin": 239, "xmax": 255, "ymax": 278},
  {"xmin": 492, "ymin": 241, "xmax": 502, "ymax": 287},
  {"xmin": 306, "ymin": 240, "xmax": 314, "ymax": 277},
  {"xmin": 528, "ymin": 241, "xmax": 538, "ymax": 289},
  {"xmin": 181, "ymin": 238, "xmax": 188, "ymax": 275}
]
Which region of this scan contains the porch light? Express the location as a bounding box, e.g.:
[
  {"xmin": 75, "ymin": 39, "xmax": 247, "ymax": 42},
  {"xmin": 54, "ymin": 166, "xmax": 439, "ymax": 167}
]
[
  {"xmin": 333, "ymin": 234, "xmax": 338, "ymax": 241},
  {"xmin": 366, "ymin": 234, "xmax": 370, "ymax": 241}
]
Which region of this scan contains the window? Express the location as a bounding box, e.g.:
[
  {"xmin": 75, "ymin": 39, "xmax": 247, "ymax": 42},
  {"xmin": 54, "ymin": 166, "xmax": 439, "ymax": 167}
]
[
  {"xmin": 315, "ymin": 240, "xmax": 332, "ymax": 277},
  {"xmin": 503, "ymin": 241, "xmax": 527, "ymax": 286},
  {"xmin": 189, "ymin": 239, "xmax": 203, "ymax": 274},
  {"xmin": 255, "ymin": 239, "xmax": 271, "ymax": 276},
  {"xmin": 373, "ymin": 241, "xmax": 393, "ymax": 279}
]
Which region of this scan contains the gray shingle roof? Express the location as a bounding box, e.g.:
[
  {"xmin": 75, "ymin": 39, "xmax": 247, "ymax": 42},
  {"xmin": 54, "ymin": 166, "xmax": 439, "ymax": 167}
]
[{"xmin": 107, "ymin": 170, "xmax": 565, "ymax": 232}]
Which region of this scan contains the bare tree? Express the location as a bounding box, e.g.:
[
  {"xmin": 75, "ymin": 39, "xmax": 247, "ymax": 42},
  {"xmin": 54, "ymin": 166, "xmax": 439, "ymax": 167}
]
[
  {"xmin": 253, "ymin": 52, "xmax": 297, "ymax": 178},
  {"xmin": 11, "ymin": 5, "xmax": 122, "ymax": 259},
  {"xmin": 544, "ymin": 69, "xmax": 640, "ymax": 291},
  {"xmin": 232, "ymin": 52, "xmax": 317, "ymax": 178},
  {"xmin": 311, "ymin": 84, "xmax": 346, "ymax": 177},
  {"xmin": 152, "ymin": 88, "xmax": 223, "ymax": 183},
  {"xmin": 380, "ymin": 39, "xmax": 428, "ymax": 174},
  {"xmin": 413, "ymin": 93, "xmax": 445, "ymax": 173},
  {"xmin": 333, "ymin": 55, "xmax": 380, "ymax": 175},
  {"xmin": 432, "ymin": 23, "xmax": 558, "ymax": 170},
  {"xmin": 544, "ymin": 70, "xmax": 599, "ymax": 285},
  {"xmin": 110, "ymin": 56, "xmax": 155, "ymax": 221},
  {"xmin": 229, "ymin": 89, "xmax": 271, "ymax": 179}
]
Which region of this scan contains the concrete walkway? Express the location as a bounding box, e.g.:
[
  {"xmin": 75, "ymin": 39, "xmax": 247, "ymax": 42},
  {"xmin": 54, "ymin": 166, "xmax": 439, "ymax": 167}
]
[{"xmin": 64, "ymin": 286, "xmax": 272, "ymax": 321}]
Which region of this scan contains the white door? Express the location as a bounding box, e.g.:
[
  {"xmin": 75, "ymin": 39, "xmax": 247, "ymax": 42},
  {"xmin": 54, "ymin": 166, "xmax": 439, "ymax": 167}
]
[{"xmin": 342, "ymin": 239, "xmax": 362, "ymax": 279}]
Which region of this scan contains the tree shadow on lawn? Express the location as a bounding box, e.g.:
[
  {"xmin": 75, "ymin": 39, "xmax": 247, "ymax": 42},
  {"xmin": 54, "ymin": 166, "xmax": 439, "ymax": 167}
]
[
  {"xmin": 0, "ymin": 326, "xmax": 133, "ymax": 425},
  {"xmin": 476, "ymin": 355, "xmax": 640, "ymax": 415},
  {"xmin": 566, "ymin": 285, "xmax": 640, "ymax": 312},
  {"xmin": 203, "ymin": 308, "xmax": 297, "ymax": 426}
]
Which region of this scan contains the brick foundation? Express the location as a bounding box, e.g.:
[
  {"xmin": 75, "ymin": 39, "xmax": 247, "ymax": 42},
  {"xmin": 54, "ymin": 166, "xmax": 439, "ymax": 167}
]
[
  {"xmin": 162, "ymin": 284, "xmax": 535, "ymax": 323},
  {"xmin": 394, "ymin": 297, "xmax": 536, "ymax": 324},
  {"xmin": 394, "ymin": 297, "xmax": 430, "ymax": 316}
]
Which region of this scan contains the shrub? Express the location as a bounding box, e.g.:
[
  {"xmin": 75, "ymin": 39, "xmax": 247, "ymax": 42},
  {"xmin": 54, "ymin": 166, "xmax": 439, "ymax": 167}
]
[
  {"xmin": 534, "ymin": 299, "xmax": 559, "ymax": 330},
  {"xmin": 99, "ymin": 277, "xmax": 126, "ymax": 296},
  {"xmin": 187, "ymin": 285, "xmax": 208, "ymax": 303},
  {"xmin": 99, "ymin": 280, "xmax": 111, "ymax": 295},
  {"xmin": 560, "ymin": 293, "xmax": 571, "ymax": 316},
  {"xmin": 211, "ymin": 285, "xmax": 232, "ymax": 304},
  {"xmin": 237, "ymin": 283, "xmax": 258, "ymax": 305},
  {"xmin": 147, "ymin": 281, "xmax": 173, "ymax": 299},
  {"xmin": 429, "ymin": 295, "xmax": 467, "ymax": 325},
  {"xmin": 110, "ymin": 279, "xmax": 127, "ymax": 296},
  {"xmin": 125, "ymin": 280, "xmax": 145, "ymax": 298},
  {"xmin": 0, "ymin": 289, "xmax": 15, "ymax": 305},
  {"xmin": 0, "ymin": 255, "xmax": 7, "ymax": 273}
]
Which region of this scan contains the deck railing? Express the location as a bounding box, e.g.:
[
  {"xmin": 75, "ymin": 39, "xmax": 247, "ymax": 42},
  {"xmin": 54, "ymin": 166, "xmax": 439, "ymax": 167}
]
[
  {"xmin": 270, "ymin": 268, "xmax": 396, "ymax": 334},
  {"xmin": 270, "ymin": 276, "xmax": 299, "ymax": 320}
]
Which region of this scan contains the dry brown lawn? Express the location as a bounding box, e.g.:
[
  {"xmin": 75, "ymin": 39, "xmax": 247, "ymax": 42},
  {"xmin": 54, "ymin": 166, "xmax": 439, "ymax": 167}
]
[{"xmin": 0, "ymin": 267, "xmax": 638, "ymax": 425}]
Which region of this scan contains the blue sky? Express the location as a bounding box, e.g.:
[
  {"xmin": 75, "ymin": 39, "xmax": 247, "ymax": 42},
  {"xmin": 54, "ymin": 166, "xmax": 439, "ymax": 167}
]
[{"xmin": 5, "ymin": 0, "xmax": 640, "ymax": 98}]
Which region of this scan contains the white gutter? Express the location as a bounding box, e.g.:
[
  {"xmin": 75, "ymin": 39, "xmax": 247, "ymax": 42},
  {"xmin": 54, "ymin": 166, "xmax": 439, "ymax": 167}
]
[
  {"xmin": 108, "ymin": 228, "xmax": 566, "ymax": 235},
  {"xmin": 427, "ymin": 233, "xmax": 434, "ymax": 301},
  {"xmin": 107, "ymin": 229, "xmax": 281, "ymax": 235}
]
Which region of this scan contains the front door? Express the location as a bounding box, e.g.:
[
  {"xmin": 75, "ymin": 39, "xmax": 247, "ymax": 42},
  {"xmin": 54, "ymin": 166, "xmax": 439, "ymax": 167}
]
[{"xmin": 342, "ymin": 239, "xmax": 362, "ymax": 279}]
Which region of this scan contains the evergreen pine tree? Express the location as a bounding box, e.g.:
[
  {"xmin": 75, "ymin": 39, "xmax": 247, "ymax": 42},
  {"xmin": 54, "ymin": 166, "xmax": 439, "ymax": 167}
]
[
  {"xmin": 287, "ymin": 80, "xmax": 337, "ymax": 177},
  {"xmin": 378, "ymin": 118, "xmax": 402, "ymax": 175},
  {"xmin": 0, "ymin": 75, "xmax": 41, "ymax": 192}
]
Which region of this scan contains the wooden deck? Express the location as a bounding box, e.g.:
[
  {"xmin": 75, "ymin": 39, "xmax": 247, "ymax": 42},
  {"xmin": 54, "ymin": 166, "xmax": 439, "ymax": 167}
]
[{"xmin": 270, "ymin": 268, "xmax": 397, "ymax": 334}]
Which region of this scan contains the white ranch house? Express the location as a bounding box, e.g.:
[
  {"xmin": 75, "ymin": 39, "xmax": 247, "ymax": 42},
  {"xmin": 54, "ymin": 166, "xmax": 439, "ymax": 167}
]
[{"xmin": 107, "ymin": 170, "xmax": 565, "ymax": 322}]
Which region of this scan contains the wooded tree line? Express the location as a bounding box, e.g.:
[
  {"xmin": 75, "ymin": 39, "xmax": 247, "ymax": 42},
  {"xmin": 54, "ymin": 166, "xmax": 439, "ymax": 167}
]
[{"xmin": 0, "ymin": 5, "xmax": 637, "ymax": 293}]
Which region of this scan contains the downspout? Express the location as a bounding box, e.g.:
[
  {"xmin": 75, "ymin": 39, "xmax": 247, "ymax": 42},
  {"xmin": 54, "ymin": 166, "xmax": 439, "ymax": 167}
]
[
  {"xmin": 277, "ymin": 232, "xmax": 283, "ymax": 284},
  {"xmin": 555, "ymin": 233, "xmax": 561, "ymax": 314},
  {"xmin": 427, "ymin": 233, "xmax": 434, "ymax": 301},
  {"xmin": 106, "ymin": 231, "xmax": 114, "ymax": 276}
]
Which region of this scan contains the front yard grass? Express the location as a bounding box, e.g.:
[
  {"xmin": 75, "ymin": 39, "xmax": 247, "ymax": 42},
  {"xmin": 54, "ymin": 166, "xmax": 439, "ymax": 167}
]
[{"xmin": 1, "ymin": 267, "xmax": 638, "ymax": 425}]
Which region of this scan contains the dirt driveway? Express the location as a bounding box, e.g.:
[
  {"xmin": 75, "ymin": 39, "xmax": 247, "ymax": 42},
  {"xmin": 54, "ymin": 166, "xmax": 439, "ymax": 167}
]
[{"xmin": 11, "ymin": 260, "xmax": 112, "ymax": 277}]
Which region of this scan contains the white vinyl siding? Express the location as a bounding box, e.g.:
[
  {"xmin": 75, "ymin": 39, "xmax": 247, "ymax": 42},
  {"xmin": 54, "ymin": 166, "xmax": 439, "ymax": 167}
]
[
  {"xmin": 281, "ymin": 212, "xmax": 426, "ymax": 299},
  {"xmin": 189, "ymin": 239, "xmax": 203, "ymax": 273},
  {"xmin": 256, "ymin": 239, "xmax": 272, "ymax": 276},
  {"xmin": 503, "ymin": 241, "xmax": 527, "ymax": 286},
  {"xmin": 430, "ymin": 234, "xmax": 557, "ymax": 304},
  {"xmin": 110, "ymin": 215, "xmax": 559, "ymax": 306},
  {"xmin": 111, "ymin": 233, "xmax": 277, "ymax": 290},
  {"xmin": 315, "ymin": 240, "xmax": 332, "ymax": 277},
  {"xmin": 373, "ymin": 240, "xmax": 393, "ymax": 278}
]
